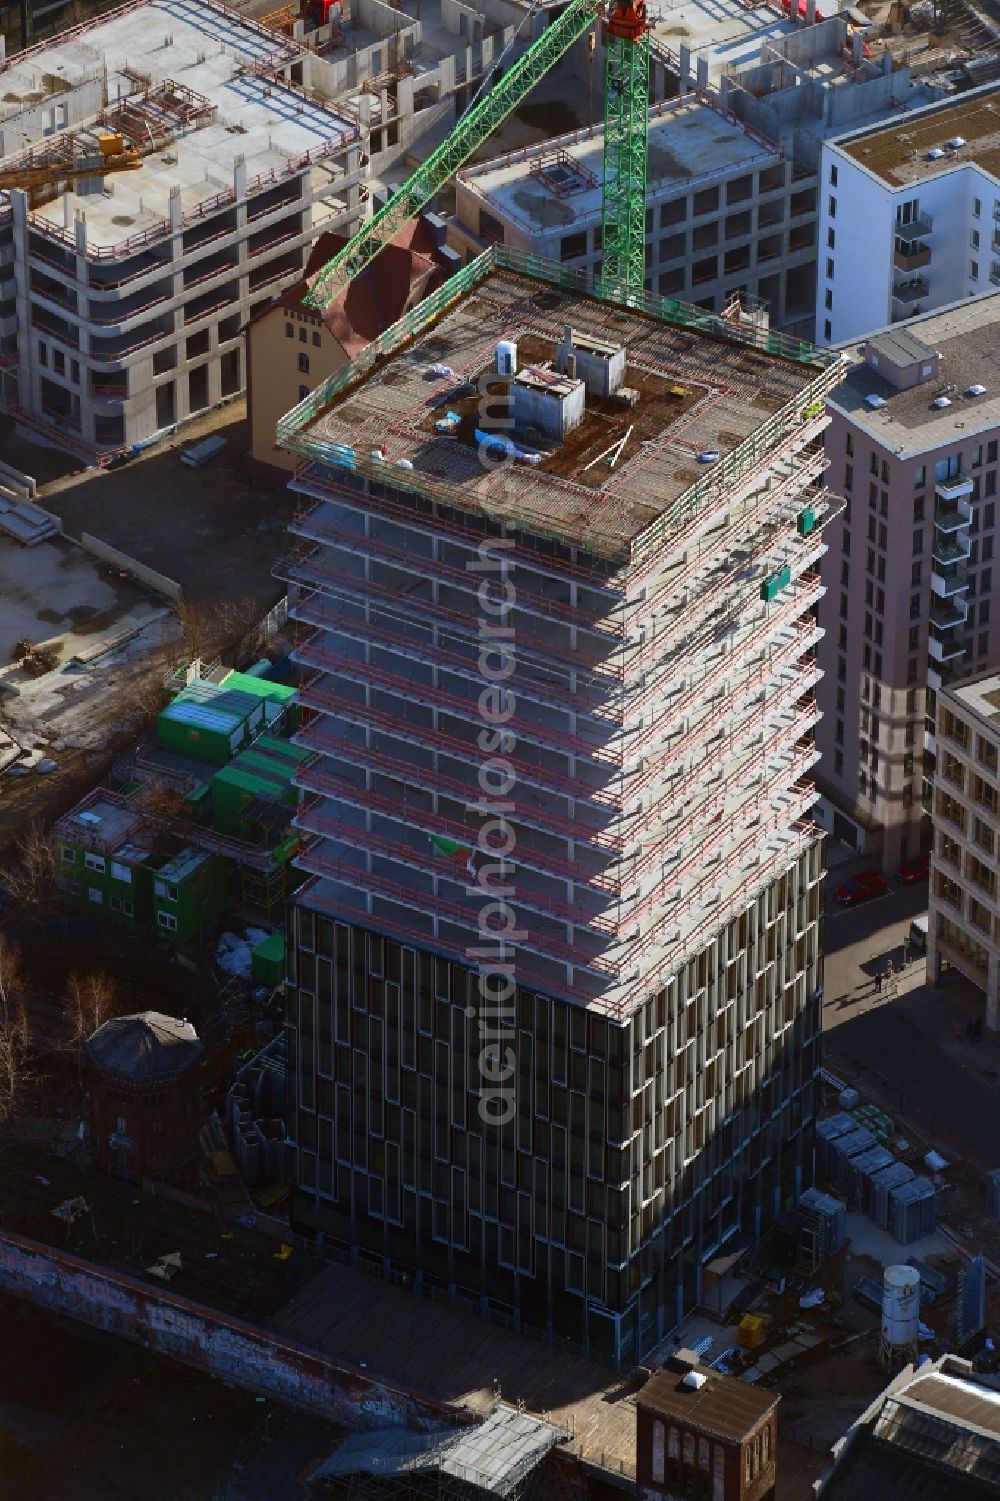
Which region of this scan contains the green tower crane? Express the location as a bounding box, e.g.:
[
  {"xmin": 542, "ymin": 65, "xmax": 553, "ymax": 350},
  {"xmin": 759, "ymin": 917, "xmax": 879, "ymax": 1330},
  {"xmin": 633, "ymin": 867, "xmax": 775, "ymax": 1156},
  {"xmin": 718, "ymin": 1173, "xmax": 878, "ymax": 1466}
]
[{"xmin": 304, "ymin": 0, "xmax": 651, "ymax": 313}]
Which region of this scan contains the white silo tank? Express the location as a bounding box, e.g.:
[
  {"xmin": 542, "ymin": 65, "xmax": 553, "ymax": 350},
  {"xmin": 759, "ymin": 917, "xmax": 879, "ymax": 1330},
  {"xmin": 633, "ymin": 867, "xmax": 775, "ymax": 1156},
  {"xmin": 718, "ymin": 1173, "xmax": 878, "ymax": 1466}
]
[
  {"xmin": 496, "ymin": 340, "xmax": 518, "ymax": 377},
  {"xmin": 882, "ymin": 1264, "xmax": 920, "ymax": 1347}
]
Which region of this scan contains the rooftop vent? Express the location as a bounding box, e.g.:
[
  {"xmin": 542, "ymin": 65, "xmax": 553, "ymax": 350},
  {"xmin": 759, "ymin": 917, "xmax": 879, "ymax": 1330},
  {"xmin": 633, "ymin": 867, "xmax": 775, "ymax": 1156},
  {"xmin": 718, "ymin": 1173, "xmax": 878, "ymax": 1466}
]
[
  {"xmin": 682, "ymin": 1371, "xmax": 708, "ymax": 1391},
  {"xmin": 865, "ymin": 394, "xmax": 887, "ymax": 409},
  {"xmin": 932, "ymin": 396, "xmax": 952, "ymax": 409},
  {"xmin": 927, "ymin": 147, "xmax": 946, "ymax": 160},
  {"xmin": 947, "ymin": 136, "xmax": 966, "ymax": 149},
  {"xmin": 967, "ymin": 383, "xmax": 987, "ymax": 397}
]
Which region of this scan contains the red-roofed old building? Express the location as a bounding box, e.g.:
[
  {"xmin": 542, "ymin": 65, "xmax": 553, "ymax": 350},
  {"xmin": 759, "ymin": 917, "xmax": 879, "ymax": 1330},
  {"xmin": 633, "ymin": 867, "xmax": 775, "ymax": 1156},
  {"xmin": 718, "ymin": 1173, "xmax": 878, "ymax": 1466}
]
[{"xmin": 244, "ymin": 214, "xmax": 453, "ymax": 478}]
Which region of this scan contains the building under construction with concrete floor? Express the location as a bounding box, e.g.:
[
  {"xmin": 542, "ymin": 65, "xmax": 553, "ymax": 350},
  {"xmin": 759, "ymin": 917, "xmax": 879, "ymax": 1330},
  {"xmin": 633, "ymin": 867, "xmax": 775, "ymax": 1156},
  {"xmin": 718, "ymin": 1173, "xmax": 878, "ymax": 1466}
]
[
  {"xmin": 0, "ymin": 0, "xmax": 365, "ymax": 458},
  {"xmin": 276, "ymin": 246, "xmax": 841, "ymax": 1366}
]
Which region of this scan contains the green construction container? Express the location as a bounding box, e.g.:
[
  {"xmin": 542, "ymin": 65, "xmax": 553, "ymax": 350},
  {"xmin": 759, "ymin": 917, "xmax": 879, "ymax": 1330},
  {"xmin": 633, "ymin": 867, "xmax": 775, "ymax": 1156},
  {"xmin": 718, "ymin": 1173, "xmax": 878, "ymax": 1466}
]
[
  {"xmin": 760, "ymin": 563, "xmax": 792, "ymax": 603},
  {"xmin": 151, "ymin": 847, "xmax": 228, "ymax": 944},
  {"xmin": 210, "ymin": 736, "xmax": 308, "ymax": 838},
  {"xmin": 222, "ymin": 670, "xmax": 299, "ymax": 729},
  {"xmin": 251, "ymin": 931, "xmax": 285, "ymax": 988},
  {"xmin": 797, "ymin": 507, "xmax": 818, "ymax": 536},
  {"xmin": 156, "ymin": 682, "xmax": 265, "ymax": 766}
]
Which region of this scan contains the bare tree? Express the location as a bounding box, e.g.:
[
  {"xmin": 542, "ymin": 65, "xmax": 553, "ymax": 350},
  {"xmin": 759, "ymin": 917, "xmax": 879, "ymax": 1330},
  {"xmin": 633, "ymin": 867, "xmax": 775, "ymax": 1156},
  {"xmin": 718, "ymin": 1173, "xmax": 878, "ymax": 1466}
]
[
  {"xmin": 0, "ymin": 934, "xmax": 30, "ymax": 1126},
  {"xmin": 66, "ymin": 970, "xmax": 117, "ymax": 1086},
  {"xmin": 4, "ymin": 820, "xmax": 58, "ymax": 916}
]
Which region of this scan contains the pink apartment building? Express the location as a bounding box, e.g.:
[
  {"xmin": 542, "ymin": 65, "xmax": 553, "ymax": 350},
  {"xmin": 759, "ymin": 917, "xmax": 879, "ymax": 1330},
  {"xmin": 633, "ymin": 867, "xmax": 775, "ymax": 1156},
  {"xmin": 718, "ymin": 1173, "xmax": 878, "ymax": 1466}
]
[{"xmin": 816, "ymin": 300, "xmax": 1000, "ymax": 871}]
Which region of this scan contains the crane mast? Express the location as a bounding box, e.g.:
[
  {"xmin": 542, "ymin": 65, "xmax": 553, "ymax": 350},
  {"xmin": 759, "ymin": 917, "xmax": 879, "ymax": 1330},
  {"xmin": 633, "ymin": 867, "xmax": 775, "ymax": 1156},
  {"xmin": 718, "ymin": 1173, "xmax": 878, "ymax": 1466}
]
[{"xmin": 305, "ymin": 0, "xmax": 651, "ymax": 312}]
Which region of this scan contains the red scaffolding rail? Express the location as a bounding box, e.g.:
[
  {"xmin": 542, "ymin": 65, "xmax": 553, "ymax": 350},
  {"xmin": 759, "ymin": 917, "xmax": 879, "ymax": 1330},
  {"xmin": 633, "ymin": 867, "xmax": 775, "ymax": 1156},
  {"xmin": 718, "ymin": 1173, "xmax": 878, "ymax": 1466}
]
[
  {"xmin": 294, "ymin": 802, "xmax": 617, "ymax": 929},
  {"xmin": 629, "ymin": 631, "xmax": 819, "ymax": 801},
  {"xmin": 293, "ymin": 643, "xmax": 621, "ymax": 765},
  {"xmin": 295, "ymin": 742, "xmax": 622, "ymax": 855},
  {"xmin": 291, "ymin": 595, "xmax": 619, "ymax": 726},
  {"xmin": 293, "ymin": 845, "xmax": 616, "ymax": 977},
  {"xmin": 277, "ymin": 550, "xmax": 619, "ymax": 682},
  {"xmin": 288, "ymin": 509, "xmax": 625, "ymax": 640},
  {"xmin": 290, "ymin": 462, "xmax": 629, "ymax": 594},
  {"xmin": 293, "ymin": 702, "xmax": 621, "ymax": 810}
]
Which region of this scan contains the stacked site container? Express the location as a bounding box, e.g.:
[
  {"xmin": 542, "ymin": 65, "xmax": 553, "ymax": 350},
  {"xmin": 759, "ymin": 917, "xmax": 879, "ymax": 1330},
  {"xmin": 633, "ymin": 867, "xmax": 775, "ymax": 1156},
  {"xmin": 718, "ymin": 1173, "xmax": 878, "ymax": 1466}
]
[
  {"xmin": 829, "ymin": 1125, "xmax": 877, "ymax": 1194},
  {"xmin": 848, "ymin": 1144, "xmax": 894, "ymax": 1212},
  {"xmin": 870, "ymin": 1162, "xmax": 915, "ymax": 1231},
  {"xmin": 816, "ymin": 1113, "xmax": 857, "ymax": 1180},
  {"xmin": 888, "ymin": 1176, "xmax": 937, "ymax": 1245}
]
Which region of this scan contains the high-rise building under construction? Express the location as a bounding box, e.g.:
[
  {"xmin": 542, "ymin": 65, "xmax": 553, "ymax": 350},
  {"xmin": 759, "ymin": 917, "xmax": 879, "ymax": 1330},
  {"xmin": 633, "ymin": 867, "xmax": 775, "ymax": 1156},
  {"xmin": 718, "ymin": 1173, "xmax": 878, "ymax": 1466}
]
[{"xmin": 277, "ymin": 248, "xmax": 838, "ymax": 1366}]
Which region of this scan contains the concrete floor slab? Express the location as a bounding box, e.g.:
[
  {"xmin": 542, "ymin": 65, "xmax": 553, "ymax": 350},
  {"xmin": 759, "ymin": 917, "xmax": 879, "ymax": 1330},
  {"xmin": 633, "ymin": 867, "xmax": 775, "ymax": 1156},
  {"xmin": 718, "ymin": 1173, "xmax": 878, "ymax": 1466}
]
[{"xmin": 0, "ymin": 535, "xmax": 161, "ymax": 671}]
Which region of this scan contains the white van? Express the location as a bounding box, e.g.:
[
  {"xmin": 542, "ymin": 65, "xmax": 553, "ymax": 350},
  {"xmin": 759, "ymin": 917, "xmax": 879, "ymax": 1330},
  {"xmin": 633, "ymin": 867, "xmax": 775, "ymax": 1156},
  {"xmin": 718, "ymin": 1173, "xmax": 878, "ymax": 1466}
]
[{"xmin": 909, "ymin": 913, "xmax": 928, "ymax": 954}]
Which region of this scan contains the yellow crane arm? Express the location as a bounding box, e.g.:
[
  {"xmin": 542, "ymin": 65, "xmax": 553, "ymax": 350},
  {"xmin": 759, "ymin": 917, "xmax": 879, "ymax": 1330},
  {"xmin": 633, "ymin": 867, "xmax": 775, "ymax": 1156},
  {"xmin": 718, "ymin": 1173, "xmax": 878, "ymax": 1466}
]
[{"xmin": 0, "ymin": 136, "xmax": 142, "ymax": 193}]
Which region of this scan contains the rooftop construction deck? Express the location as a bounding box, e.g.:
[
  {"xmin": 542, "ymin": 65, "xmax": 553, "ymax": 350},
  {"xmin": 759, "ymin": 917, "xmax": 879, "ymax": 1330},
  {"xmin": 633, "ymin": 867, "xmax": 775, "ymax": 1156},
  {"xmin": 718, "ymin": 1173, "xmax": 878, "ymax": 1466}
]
[
  {"xmin": 280, "ymin": 246, "xmax": 834, "ymax": 564},
  {"xmin": 0, "ymin": 0, "xmax": 358, "ymax": 253},
  {"xmin": 458, "ymin": 96, "xmax": 776, "ymax": 240}
]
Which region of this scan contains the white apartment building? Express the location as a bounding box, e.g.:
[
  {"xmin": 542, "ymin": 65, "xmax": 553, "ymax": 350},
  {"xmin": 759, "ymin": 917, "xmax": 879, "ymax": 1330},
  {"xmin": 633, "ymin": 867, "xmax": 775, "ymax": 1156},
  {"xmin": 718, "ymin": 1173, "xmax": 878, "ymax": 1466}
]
[
  {"xmin": 928, "ymin": 670, "xmax": 1000, "ymax": 1031},
  {"xmin": 816, "ymin": 84, "xmax": 1000, "ymax": 346},
  {"xmin": 0, "ymin": 0, "xmax": 367, "ymax": 458}
]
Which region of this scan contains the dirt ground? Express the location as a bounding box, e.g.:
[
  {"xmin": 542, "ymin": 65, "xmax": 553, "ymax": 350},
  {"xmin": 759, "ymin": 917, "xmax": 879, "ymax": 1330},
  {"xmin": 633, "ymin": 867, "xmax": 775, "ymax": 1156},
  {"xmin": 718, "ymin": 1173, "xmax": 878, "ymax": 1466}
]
[
  {"xmin": 0, "ymin": 1137, "xmax": 321, "ymax": 1324},
  {"xmin": 0, "ymin": 1294, "xmax": 336, "ymax": 1501},
  {"xmin": 3, "ymin": 403, "xmax": 296, "ymax": 611}
]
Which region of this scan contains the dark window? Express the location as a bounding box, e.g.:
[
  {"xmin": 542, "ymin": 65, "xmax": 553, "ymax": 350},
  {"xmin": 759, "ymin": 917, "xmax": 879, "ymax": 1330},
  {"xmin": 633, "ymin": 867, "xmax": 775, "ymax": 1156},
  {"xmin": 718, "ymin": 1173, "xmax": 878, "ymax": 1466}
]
[
  {"xmin": 285, "ymin": 323, "xmax": 294, "ymax": 338},
  {"xmin": 298, "ymin": 352, "xmax": 310, "ymax": 373}
]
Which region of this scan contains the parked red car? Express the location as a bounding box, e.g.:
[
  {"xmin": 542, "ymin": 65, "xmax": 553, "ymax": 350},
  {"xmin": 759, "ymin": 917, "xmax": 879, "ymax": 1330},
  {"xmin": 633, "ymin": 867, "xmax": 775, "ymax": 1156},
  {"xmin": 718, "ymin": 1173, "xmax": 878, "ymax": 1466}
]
[
  {"xmin": 899, "ymin": 851, "xmax": 931, "ymax": 883},
  {"xmin": 835, "ymin": 869, "xmax": 888, "ymax": 906}
]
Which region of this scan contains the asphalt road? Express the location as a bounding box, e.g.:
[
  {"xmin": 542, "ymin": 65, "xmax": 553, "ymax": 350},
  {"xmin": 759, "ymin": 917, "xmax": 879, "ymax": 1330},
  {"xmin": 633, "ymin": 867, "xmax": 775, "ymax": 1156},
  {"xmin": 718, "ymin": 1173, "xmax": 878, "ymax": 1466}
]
[{"xmin": 821, "ymin": 867, "xmax": 1000, "ymax": 1166}]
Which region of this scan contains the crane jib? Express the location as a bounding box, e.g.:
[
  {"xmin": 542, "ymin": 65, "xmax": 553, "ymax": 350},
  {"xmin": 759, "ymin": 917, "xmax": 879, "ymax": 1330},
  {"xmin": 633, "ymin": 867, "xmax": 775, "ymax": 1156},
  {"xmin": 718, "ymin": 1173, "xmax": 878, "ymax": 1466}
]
[{"xmin": 305, "ymin": 0, "xmax": 651, "ymax": 313}]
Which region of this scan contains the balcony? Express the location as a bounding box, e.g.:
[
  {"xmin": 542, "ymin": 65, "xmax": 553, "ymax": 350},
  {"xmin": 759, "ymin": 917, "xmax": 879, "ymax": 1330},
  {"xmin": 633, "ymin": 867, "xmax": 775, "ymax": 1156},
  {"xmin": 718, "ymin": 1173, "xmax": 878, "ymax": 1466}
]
[
  {"xmin": 892, "ymin": 276, "xmax": 929, "ymax": 310},
  {"xmin": 926, "ymin": 665, "xmax": 942, "ymax": 692},
  {"xmin": 894, "ymin": 214, "xmax": 933, "ymax": 243},
  {"xmin": 924, "ymin": 729, "xmax": 936, "ymax": 756},
  {"xmin": 935, "ymin": 495, "xmax": 973, "ymax": 530},
  {"xmin": 932, "ymin": 531, "xmax": 971, "ymax": 566},
  {"xmin": 931, "ymin": 595, "xmax": 968, "ymax": 630},
  {"xmin": 893, "ymin": 243, "xmax": 931, "ymax": 272},
  {"xmin": 928, "ymin": 632, "xmax": 966, "ymax": 664},
  {"xmin": 931, "ymin": 560, "xmax": 969, "ymax": 597}
]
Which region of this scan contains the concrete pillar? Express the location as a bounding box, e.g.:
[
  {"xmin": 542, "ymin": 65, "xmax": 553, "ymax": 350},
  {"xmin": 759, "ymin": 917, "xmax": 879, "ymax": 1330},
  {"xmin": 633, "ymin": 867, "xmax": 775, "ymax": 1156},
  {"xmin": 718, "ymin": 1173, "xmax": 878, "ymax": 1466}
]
[
  {"xmin": 852, "ymin": 29, "xmax": 863, "ymax": 64},
  {"xmin": 806, "ymin": 0, "xmax": 816, "ymax": 23},
  {"xmin": 695, "ymin": 54, "xmax": 709, "ymax": 92},
  {"xmin": 719, "ymin": 75, "xmax": 731, "ymax": 109},
  {"xmin": 234, "ymin": 152, "xmax": 247, "ymax": 232},
  {"xmin": 678, "ymin": 42, "xmax": 691, "ymax": 96},
  {"xmin": 168, "ymin": 183, "xmax": 182, "ymax": 235}
]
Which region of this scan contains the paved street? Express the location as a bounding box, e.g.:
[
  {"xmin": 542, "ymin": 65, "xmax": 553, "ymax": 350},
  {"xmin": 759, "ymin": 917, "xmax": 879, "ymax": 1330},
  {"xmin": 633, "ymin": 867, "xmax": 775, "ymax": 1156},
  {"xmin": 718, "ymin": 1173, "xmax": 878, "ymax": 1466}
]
[{"xmin": 822, "ymin": 862, "xmax": 1000, "ymax": 1167}]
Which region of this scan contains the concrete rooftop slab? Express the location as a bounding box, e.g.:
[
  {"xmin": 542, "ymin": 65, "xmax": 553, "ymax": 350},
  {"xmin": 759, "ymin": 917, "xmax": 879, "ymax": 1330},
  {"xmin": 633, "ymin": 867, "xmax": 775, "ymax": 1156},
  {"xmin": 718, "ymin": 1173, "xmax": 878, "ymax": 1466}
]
[{"xmin": 460, "ymin": 96, "xmax": 776, "ymax": 235}]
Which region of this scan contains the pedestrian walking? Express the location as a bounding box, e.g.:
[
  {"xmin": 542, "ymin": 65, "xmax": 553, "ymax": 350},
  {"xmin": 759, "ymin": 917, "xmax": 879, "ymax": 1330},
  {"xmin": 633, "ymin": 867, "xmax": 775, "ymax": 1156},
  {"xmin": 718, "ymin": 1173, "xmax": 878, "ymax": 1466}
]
[{"xmin": 875, "ymin": 969, "xmax": 883, "ymax": 995}]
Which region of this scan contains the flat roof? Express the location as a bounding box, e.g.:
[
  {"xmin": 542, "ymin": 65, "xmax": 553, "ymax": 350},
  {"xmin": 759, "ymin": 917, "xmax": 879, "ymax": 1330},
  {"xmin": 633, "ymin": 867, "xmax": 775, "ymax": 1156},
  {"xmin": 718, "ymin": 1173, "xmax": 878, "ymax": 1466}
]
[
  {"xmin": 829, "ymin": 296, "xmax": 1000, "ymax": 454},
  {"xmin": 945, "ymin": 668, "xmax": 1000, "ymax": 731},
  {"xmin": 459, "ymin": 96, "xmax": 776, "ymax": 235},
  {"xmin": 0, "ymin": 0, "xmax": 356, "ymax": 251},
  {"xmin": 836, "ymin": 84, "xmax": 1000, "ymax": 187},
  {"xmin": 285, "ymin": 253, "xmax": 832, "ymax": 562},
  {"xmin": 60, "ymin": 795, "xmax": 138, "ymax": 851},
  {"xmin": 637, "ymin": 1361, "xmax": 778, "ymax": 1441}
]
